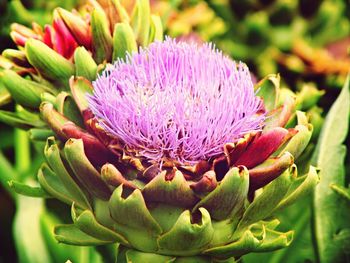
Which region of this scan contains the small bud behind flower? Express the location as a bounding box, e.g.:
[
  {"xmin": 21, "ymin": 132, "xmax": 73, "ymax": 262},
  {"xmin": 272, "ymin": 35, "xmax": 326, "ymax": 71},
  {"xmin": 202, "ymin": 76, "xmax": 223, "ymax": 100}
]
[
  {"xmin": 74, "ymin": 47, "xmax": 98, "ymax": 81},
  {"xmin": 91, "ymin": 8, "xmax": 113, "ymax": 64},
  {"xmin": 56, "ymin": 8, "xmax": 92, "ymax": 50},
  {"xmin": 25, "ymin": 39, "xmax": 75, "ymax": 85},
  {"xmin": 112, "ymin": 22, "xmax": 138, "ymax": 60}
]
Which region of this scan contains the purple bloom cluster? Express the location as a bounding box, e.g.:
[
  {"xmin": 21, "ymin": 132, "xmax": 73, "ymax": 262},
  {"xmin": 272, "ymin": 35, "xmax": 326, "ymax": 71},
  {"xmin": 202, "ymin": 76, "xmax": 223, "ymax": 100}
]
[{"xmin": 88, "ymin": 38, "xmax": 265, "ymax": 165}]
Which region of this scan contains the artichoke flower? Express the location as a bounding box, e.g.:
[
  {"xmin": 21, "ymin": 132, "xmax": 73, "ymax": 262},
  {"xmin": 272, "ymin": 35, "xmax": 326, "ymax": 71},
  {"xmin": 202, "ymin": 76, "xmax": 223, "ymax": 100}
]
[{"xmin": 0, "ymin": 2, "xmax": 319, "ymax": 262}]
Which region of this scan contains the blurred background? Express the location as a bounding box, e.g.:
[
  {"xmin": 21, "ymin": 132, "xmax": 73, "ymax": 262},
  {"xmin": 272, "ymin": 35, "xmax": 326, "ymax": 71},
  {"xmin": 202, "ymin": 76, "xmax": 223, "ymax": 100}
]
[{"xmin": 0, "ymin": 0, "xmax": 349, "ymax": 262}]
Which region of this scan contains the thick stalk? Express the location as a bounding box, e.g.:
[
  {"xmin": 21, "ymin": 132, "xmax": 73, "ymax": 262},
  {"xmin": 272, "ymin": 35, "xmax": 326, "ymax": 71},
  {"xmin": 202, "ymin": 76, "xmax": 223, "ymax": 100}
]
[{"xmin": 14, "ymin": 127, "xmax": 30, "ymax": 176}]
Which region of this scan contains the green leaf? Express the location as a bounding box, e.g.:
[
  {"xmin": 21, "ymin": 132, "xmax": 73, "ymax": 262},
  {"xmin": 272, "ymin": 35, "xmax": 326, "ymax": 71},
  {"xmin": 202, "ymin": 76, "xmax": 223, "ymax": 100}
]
[
  {"xmin": 55, "ymin": 91, "xmax": 84, "ymax": 128},
  {"xmin": 29, "ymin": 128, "xmax": 54, "ymax": 141},
  {"xmin": 312, "ymin": 75, "xmax": 350, "ymax": 262},
  {"xmin": 273, "ymin": 166, "xmax": 319, "ymax": 212},
  {"xmin": 330, "ymin": 184, "xmax": 350, "ymax": 202},
  {"xmin": 148, "ymin": 15, "xmax": 163, "ymax": 43},
  {"xmin": 243, "ymin": 199, "xmax": 316, "ymax": 263},
  {"xmin": 0, "ymin": 151, "xmax": 19, "ymax": 197},
  {"xmin": 278, "ymin": 112, "xmax": 313, "ymax": 160},
  {"xmin": 142, "ymin": 170, "xmax": 198, "ymax": 207}
]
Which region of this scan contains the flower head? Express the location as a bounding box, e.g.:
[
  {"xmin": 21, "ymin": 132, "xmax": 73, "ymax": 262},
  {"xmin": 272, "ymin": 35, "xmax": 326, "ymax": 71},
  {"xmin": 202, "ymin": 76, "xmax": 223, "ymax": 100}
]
[{"xmin": 88, "ymin": 38, "xmax": 264, "ymax": 164}]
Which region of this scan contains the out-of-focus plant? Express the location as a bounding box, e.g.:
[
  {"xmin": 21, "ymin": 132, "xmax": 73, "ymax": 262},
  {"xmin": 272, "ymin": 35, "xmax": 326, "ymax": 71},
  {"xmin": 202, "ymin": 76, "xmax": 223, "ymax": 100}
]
[
  {"xmin": 151, "ymin": 0, "xmax": 227, "ymax": 41},
  {"xmin": 209, "ymin": 0, "xmax": 349, "ymax": 86}
]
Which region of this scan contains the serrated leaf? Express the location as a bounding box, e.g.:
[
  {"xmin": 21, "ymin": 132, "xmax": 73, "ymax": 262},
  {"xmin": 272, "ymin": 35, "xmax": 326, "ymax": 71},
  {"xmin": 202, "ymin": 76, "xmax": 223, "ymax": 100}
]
[{"xmin": 312, "ymin": 75, "xmax": 350, "ymax": 262}]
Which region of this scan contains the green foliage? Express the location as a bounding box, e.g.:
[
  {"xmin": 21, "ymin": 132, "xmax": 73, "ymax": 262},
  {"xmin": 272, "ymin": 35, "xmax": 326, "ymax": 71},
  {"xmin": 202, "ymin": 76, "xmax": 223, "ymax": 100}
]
[{"xmin": 312, "ymin": 76, "xmax": 350, "ymax": 262}]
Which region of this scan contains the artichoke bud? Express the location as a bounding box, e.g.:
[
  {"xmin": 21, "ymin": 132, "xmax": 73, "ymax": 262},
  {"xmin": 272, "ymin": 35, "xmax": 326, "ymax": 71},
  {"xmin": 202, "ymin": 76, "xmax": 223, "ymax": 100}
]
[
  {"xmin": 112, "ymin": 22, "xmax": 138, "ymax": 61},
  {"xmin": 10, "ymin": 23, "xmax": 39, "ymax": 46},
  {"xmin": 131, "ymin": 0, "xmax": 151, "ymax": 46},
  {"xmin": 91, "ymin": 8, "xmax": 113, "ymax": 64},
  {"xmin": 2, "ymin": 49, "xmax": 30, "ymax": 67},
  {"xmin": 73, "ymin": 47, "xmax": 98, "ymax": 81},
  {"xmin": 52, "ymin": 9, "xmax": 79, "ymax": 59},
  {"xmin": 4, "ymin": 36, "xmax": 321, "ymax": 261},
  {"xmin": 25, "ymin": 39, "xmax": 75, "ymax": 86},
  {"xmin": 56, "ymin": 8, "xmax": 92, "ymax": 49},
  {"xmin": 1, "ymin": 70, "xmax": 52, "ymax": 108}
]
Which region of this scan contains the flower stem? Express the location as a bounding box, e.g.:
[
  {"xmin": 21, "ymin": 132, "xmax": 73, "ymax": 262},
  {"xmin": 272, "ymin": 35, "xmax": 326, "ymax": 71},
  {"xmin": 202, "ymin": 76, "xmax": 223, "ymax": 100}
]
[{"xmin": 14, "ymin": 106, "xmax": 30, "ymax": 177}]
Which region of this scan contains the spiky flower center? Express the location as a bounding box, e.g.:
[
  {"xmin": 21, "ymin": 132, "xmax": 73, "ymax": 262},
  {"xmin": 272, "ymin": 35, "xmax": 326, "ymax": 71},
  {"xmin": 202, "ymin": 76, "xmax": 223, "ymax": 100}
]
[{"xmin": 88, "ymin": 38, "xmax": 264, "ymax": 164}]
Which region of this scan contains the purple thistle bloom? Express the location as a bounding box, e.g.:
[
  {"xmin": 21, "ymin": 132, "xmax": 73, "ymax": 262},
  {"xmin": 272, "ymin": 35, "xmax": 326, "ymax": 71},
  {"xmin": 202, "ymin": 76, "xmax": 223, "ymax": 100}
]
[{"xmin": 88, "ymin": 38, "xmax": 265, "ymax": 165}]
